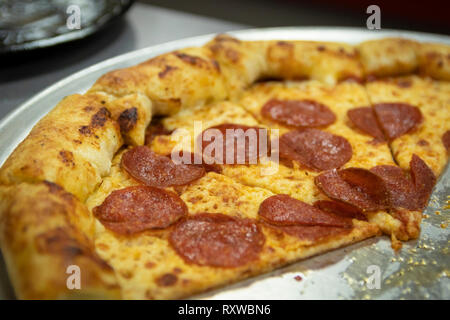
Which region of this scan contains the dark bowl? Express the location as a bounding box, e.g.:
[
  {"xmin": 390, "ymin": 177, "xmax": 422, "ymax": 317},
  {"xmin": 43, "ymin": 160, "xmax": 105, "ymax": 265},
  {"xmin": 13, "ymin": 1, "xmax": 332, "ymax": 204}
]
[{"xmin": 0, "ymin": 0, "xmax": 134, "ymax": 54}]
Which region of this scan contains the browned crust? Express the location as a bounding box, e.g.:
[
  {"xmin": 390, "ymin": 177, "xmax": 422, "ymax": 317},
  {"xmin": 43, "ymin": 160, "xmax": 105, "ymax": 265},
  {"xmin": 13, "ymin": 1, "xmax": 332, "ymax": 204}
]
[
  {"xmin": 0, "ymin": 93, "xmax": 122, "ymax": 201},
  {"xmin": 357, "ymin": 38, "xmax": 450, "ymax": 81},
  {"xmin": 0, "ymin": 182, "xmax": 120, "ymax": 299}
]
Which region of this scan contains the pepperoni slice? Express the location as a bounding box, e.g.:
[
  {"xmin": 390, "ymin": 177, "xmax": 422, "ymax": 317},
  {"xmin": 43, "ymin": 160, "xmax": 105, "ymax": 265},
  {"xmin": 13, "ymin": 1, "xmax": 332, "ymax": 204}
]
[
  {"xmin": 93, "ymin": 186, "xmax": 187, "ymax": 235},
  {"xmin": 279, "ymin": 129, "xmax": 352, "ymax": 171},
  {"xmin": 121, "ymin": 146, "xmax": 205, "ymax": 188},
  {"xmin": 370, "ymin": 165, "xmax": 416, "ymax": 210},
  {"xmin": 199, "ymin": 124, "xmax": 270, "ymax": 165},
  {"xmin": 264, "ymin": 223, "xmax": 352, "ymax": 242},
  {"xmin": 169, "ymin": 151, "xmax": 222, "ymax": 174},
  {"xmin": 370, "ymin": 155, "xmax": 435, "ymax": 211},
  {"xmin": 261, "ymin": 99, "xmax": 336, "ymax": 128},
  {"xmin": 373, "ymin": 103, "xmax": 423, "ymax": 140},
  {"xmin": 442, "ymin": 130, "xmax": 450, "ymax": 152},
  {"xmin": 169, "ymin": 213, "xmax": 265, "ymax": 268},
  {"xmin": 347, "ymin": 107, "xmax": 385, "ymax": 141},
  {"xmin": 410, "ymin": 154, "xmax": 436, "ymax": 210},
  {"xmin": 315, "ymin": 168, "xmax": 390, "ymax": 211},
  {"xmin": 258, "ymin": 194, "xmax": 352, "ymax": 228},
  {"xmin": 314, "ymin": 200, "xmax": 366, "ymax": 221}
]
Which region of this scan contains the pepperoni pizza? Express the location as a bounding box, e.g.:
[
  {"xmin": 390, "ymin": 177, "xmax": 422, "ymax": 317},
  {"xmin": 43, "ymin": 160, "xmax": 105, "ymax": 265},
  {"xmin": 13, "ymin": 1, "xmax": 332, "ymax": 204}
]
[{"xmin": 0, "ymin": 35, "xmax": 449, "ymax": 299}]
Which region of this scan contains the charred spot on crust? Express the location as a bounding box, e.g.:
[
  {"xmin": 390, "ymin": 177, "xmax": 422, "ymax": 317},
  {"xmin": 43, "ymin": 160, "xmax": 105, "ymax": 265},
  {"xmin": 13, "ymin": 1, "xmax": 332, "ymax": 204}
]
[
  {"xmin": 158, "ymin": 65, "xmax": 178, "ymax": 78},
  {"xmin": 417, "ymin": 139, "xmax": 429, "ymax": 146},
  {"xmin": 79, "ymin": 125, "xmax": 92, "ymax": 135},
  {"xmin": 174, "ymin": 52, "xmax": 206, "ymax": 67},
  {"xmin": 144, "ymin": 118, "xmax": 174, "ymax": 145},
  {"xmin": 255, "ymin": 76, "xmax": 287, "ymax": 83},
  {"xmin": 317, "ymin": 45, "xmax": 326, "ymax": 51},
  {"xmin": 79, "ymin": 107, "xmax": 112, "ymax": 136},
  {"xmin": 58, "ymin": 150, "xmax": 75, "ymax": 167},
  {"xmin": 91, "ymin": 107, "xmax": 111, "ymax": 128},
  {"xmin": 156, "ymin": 273, "xmax": 178, "ymax": 287},
  {"xmin": 42, "ymin": 181, "xmax": 75, "ymax": 203},
  {"xmin": 35, "ymin": 228, "xmax": 84, "ymax": 256},
  {"xmin": 118, "ymin": 107, "xmax": 138, "ymax": 133},
  {"xmin": 35, "ymin": 227, "xmax": 113, "ymax": 271}
]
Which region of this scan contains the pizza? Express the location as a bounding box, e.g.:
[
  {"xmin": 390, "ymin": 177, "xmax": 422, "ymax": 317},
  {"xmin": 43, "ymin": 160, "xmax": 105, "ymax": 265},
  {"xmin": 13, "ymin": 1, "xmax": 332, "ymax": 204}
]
[{"xmin": 0, "ymin": 34, "xmax": 449, "ymax": 299}]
